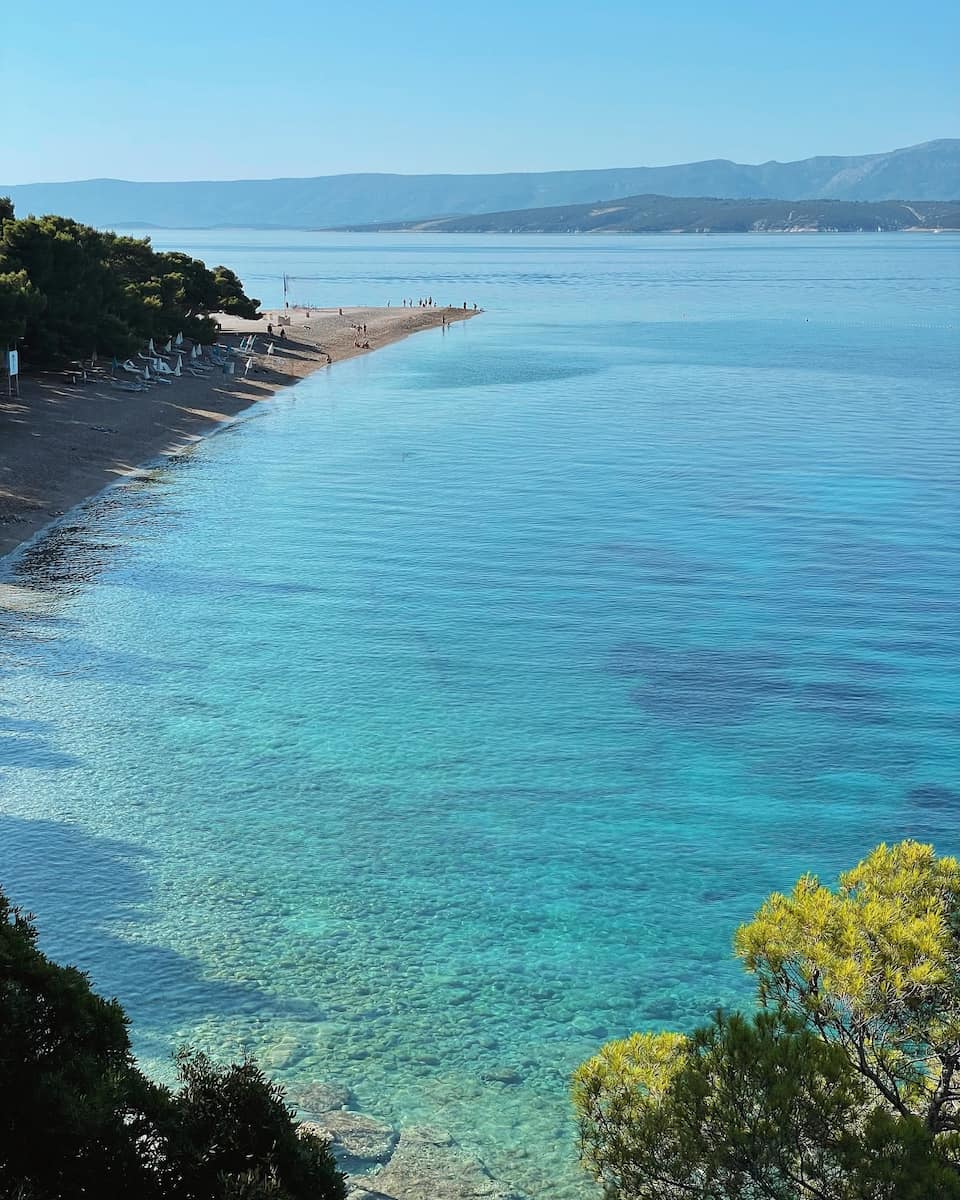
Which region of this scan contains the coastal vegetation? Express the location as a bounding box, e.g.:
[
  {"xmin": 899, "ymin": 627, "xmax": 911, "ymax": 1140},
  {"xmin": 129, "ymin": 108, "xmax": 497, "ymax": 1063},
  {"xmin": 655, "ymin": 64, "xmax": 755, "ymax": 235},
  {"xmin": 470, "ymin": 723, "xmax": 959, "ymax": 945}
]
[
  {"xmin": 0, "ymin": 886, "xmax": 345, "ymax": 1200},
  {"xmin": 0, "ymin": 200, "xmax": 260, "ymax": 363},
  {"xmin": 574, "ymin": 841, "xmax": 960, "ymax": 1198}
]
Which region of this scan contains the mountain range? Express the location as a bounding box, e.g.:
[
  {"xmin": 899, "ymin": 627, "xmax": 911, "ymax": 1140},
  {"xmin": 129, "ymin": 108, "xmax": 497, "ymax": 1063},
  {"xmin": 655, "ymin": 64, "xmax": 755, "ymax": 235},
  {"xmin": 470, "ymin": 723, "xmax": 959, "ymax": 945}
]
[
  {"xmin": 340, "ymin": 196, "xmax": 960, "ymax": 235},
  {"xmin": 2, "ymin": 140, "xmax": 957, "ymax": 231}
]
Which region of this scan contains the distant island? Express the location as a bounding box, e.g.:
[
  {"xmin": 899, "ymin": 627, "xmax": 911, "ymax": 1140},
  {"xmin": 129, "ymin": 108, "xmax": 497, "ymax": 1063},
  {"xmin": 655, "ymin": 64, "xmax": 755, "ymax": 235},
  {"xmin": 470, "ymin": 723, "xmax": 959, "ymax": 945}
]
[
  {"xmin": 1, "ymin": 140, "xmax": 957, "ymax": 231},
  {"xmin": 333, "ymin": 195, "xmax": 960, "ymax": 235}
]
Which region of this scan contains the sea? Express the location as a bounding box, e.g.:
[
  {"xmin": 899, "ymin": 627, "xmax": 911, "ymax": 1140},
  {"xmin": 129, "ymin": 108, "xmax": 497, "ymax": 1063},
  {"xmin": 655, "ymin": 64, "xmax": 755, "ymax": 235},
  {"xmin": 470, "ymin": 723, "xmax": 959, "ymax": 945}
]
[{"xmin": 1, "ymin": 232, "xmax": 958, "ymax": 1198}]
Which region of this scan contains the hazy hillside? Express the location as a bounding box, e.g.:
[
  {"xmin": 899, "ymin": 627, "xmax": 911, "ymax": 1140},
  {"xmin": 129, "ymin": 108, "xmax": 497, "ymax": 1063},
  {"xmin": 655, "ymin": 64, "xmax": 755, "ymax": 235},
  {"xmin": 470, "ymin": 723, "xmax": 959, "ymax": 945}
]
[
  {"xmin": 341, "ymin": 195, "xmax": 960, "ymax": 235},
  {"xmin": 1, "ymin": 141, "xmax": 957, "ymax": 230}
]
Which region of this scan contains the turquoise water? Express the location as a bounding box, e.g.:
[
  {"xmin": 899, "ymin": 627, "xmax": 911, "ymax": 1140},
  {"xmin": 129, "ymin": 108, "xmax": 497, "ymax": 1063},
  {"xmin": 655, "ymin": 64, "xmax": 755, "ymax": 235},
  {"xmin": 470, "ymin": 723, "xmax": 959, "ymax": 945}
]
[{"xmin": 1, "ymin": 234, "xmax": 959, "ymax": 1197}]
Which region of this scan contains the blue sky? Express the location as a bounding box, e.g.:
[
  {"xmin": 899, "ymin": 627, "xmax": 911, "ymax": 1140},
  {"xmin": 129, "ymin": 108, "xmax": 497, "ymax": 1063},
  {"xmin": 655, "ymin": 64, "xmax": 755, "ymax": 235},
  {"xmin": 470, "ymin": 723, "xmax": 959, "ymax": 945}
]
[{"xmin": 3, "ymin": 0, "xmax": 957, "ymax": 183}]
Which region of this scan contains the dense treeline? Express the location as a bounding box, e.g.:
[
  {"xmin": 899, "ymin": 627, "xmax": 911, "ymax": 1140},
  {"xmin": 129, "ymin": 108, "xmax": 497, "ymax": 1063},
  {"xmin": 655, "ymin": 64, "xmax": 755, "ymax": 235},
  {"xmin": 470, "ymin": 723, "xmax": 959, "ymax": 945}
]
[
  {"xmin": 0, "ymin": 198, "xmax": 259, "ymax": 363},
  {"xmin": 0, "ymin": 886, "xmax": 345, "ymax": 1200},
  {"xmin": 574, "ymin": 841, "xmax": 960, "ymax": 1199}
]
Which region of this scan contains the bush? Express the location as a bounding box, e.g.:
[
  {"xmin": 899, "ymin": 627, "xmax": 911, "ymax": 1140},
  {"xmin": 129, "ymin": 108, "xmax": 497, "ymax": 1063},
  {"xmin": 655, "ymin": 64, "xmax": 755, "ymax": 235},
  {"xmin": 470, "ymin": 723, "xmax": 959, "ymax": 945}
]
[
  {"xmin": 0, "ymin": 887, "xmax": 345, "ymax": 1200},
  {"xmin": 573, "ymin": 841, "xmax": 960, "ymax": 1199},
  {"xmin": 168, "ymin": 1050, "xmax": 344, "ymax": 1200}
]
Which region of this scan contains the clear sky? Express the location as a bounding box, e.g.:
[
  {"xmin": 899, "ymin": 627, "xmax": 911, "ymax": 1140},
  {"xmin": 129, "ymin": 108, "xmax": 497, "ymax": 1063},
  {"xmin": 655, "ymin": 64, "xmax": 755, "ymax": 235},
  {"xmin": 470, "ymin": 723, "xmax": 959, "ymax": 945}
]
[{"xmin": 3, "ymin": 0, "xmax": 957, "ymax": 184}]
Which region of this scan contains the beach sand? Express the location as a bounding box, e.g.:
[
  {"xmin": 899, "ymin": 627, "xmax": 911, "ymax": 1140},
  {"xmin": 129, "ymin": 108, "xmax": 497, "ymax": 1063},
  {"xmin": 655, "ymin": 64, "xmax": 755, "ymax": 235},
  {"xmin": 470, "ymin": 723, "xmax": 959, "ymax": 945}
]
[{"xmin": 0, "ymin": 305, "xmax": 476, "ymax": 560}]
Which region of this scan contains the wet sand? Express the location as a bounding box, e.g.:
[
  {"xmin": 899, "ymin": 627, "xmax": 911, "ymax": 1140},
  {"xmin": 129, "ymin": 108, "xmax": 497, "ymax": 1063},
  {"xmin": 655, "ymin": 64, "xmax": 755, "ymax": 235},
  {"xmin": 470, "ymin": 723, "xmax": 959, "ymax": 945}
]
[{"xmin": 0, "ymin": 305, "xmax": 476, "ymax": 559}]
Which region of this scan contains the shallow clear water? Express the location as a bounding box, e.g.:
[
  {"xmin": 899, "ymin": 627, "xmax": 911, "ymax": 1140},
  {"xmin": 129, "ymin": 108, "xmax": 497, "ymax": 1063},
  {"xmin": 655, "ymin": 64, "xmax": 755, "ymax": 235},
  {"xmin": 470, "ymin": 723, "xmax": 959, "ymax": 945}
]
[{"xmin": 1, "ymin": 233, "xmax": 959, "ymax": 1197}]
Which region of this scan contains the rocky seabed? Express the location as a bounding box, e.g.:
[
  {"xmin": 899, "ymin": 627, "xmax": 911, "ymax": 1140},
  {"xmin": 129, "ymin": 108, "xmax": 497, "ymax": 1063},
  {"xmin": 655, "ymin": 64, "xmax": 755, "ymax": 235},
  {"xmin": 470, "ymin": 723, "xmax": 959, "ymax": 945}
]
[{"xmin": 292, "ymin": 1082, "xmax": 526, "ymax": 1200}]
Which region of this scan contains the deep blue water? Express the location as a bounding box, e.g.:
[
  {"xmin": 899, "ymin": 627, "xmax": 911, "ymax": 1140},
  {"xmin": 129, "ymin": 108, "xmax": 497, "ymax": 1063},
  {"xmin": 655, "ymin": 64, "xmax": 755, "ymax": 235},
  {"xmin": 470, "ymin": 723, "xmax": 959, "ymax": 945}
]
[{"xmin": 1, "ymin": 233, "xmax": 958, "ymax": 1197}]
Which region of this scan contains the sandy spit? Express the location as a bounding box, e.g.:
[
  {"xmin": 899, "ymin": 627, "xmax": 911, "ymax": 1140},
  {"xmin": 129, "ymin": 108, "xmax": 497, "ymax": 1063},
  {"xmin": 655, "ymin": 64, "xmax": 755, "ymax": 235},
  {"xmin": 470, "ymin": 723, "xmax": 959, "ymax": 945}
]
[{"xmin": 0, "ymin": 305, "xmax": 477, "ymax": 560}]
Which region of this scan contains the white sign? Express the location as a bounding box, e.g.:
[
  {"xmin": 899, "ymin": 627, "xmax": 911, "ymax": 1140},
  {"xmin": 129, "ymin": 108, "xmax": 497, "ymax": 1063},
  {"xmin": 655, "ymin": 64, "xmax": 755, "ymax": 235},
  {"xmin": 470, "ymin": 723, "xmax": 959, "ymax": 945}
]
[{"xmin": 7, "ymin": 350, "xmax": 18, "ymax": 376}]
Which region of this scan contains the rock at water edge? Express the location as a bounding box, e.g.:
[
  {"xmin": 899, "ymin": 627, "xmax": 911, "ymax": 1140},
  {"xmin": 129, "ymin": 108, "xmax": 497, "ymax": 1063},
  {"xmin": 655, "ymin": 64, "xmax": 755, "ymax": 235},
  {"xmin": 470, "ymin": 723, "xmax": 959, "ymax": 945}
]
[
  {"xmin": 370, "ymin": 1125, "xmax": 524, "ymax": 1200},
  {"xmin": 302, "ymin": 1110, "xmax": 398, "ymax": 1167}
]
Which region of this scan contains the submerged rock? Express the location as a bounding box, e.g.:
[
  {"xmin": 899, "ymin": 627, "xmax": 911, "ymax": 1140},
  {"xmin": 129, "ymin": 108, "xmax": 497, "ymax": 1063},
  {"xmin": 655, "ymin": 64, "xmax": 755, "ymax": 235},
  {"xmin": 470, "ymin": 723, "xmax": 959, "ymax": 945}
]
[
  {"xmin": 303, "ymin": 1110, "xmax": 398, "ymax": 1167},
  {"xmin": 290, "ymin": 1079, "xmax": 353, "ymax": 1114},
  {"xmin": 367, "ymin": 1125, "xmax": 524, "ymax": 1200},
  {"xmin": 480, "ymin": 1067, "xmax": 522, "ymax": 1085}
]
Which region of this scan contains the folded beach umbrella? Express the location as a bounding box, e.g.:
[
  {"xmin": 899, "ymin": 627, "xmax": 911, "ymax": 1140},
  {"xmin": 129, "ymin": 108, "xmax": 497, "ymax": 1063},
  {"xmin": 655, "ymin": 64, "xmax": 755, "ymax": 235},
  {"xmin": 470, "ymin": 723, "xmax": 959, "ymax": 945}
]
[
  {"xmin": 163, "ymin": 338, "xmax": 172, "ymax": 353},
  {"xmin": 148, "ymin": 338, "xmax": 156, "ymax": 354},
  {"xmin": 143, "ymin": 365, "xmax": 151, "ymax": 380},
  {"xmin": 174, "ymin": 363, "xmax": 182, "ymax": 377},
  {"xmin": 175, "ymin": 331, "xmax": 183, "ymax": 346}
]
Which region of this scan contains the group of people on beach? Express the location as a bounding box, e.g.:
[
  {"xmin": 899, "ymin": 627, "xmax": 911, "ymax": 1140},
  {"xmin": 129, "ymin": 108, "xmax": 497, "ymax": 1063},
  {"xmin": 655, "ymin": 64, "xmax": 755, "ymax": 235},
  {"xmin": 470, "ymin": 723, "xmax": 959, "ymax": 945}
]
[{"xmin": 400, "ymin": 297, "xmax": 479, "ymax": 311}]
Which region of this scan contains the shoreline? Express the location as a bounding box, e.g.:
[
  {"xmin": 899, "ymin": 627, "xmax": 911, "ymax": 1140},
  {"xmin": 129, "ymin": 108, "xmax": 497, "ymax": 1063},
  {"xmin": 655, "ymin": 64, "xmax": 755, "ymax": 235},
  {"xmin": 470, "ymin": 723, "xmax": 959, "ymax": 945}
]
[{"xmin": 0, "ymin": 305, "xmax": 477, "ymax": 563}]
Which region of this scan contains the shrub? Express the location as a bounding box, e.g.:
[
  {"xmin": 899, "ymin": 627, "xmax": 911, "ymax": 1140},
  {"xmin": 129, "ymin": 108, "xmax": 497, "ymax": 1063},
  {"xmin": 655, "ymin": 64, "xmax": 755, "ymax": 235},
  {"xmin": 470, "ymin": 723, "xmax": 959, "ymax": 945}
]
[
  {"xmin": 573, "ymin": 841, "xmax": 960, "ymax": 1199},
  {"xmin": 0, "ymin": 887, "xmax": 345, "ymax": 1200}
]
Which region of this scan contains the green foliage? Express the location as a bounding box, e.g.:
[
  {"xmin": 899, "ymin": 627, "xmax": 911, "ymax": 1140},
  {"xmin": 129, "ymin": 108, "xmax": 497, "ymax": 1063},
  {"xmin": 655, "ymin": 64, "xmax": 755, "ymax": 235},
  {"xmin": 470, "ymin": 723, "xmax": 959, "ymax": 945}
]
[
  {"xmin": 0, "ymin": 887, "xmax": 345, "ymax": 1200},
  {"xmin": 213, "ymin": 265, "xmax": 261, "ymax": 318},
  {"xmin": 0, "ymin": 888, "xmax": 169, "ymax": 1197},
  {"xmin": 0, "ymin": 196, "xmax": 13, "ymax": 225},
  {"xmin": 574, "ymin": 841, "xmax": 960, "ymax": 1198},
  {"xmin": 168, "ymin": 1049, "xmax": 343, "ymax": 1200},
  {"xmin": 0, "ymin": 270, "xmax": 45, "ymax": 347},
  {"xmin": 735, "ymin": 840, "xmax": 960, "ymax": 1130},
  {"xmin": 0, "ymin": 207, "xmax": 260, "ymax": 362}
]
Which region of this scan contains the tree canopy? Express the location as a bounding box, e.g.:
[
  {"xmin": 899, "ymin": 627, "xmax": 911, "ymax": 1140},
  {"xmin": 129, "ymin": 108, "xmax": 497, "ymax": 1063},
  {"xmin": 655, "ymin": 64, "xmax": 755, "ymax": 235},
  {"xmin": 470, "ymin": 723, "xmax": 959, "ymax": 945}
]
[
  {"xmin": 0, "ymin": 199, "xmax": 260, "ymax": 359},
  {"xmin": 573, "ymin": 841, "xmax": 960, "ymax": 1199},
  {"xmin": 0, "ymin": 886, "xmax": 345, "ymax": 1200}
]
